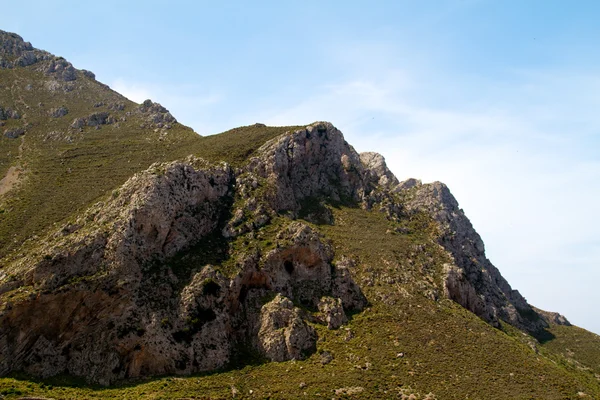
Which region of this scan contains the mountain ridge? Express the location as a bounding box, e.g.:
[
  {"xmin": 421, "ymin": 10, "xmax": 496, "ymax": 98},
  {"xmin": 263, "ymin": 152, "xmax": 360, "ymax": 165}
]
[{"xmin": 0, "ymin": 29, "xmax": 598, "ymax": 399}]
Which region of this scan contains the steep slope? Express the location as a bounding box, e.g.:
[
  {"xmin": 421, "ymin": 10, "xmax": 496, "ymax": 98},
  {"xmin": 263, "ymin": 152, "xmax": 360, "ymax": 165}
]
[
  {"xmin": 0, "ymin": 30, "xmax": 300, "ymax": 261},
  {"xmin": 0, "ymin": 31, "xmax": 599, "ymax": 399}
]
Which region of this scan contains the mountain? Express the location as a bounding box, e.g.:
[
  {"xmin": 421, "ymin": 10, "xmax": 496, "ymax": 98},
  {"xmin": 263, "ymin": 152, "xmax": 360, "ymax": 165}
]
[{"xmin": 0, "ymin": 30, "xmax": 599, "ymax": 399}]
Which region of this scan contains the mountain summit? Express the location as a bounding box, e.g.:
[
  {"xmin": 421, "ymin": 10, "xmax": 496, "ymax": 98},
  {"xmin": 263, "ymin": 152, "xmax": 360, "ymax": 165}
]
[{"xmin": 0, "ymin": 30, "xmax": 598, "ymax": 399}]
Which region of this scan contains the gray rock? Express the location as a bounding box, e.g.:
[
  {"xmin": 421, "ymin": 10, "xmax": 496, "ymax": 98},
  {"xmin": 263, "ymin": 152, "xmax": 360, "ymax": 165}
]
[
  {"xmin": 82, "ymin": 69, "xmax": 95, "ymax": 79},
  {"xmin": 318, "ymin": 296, "xmax": 347, "ymax": 329},
  {"xmin": 49, "ymin": 106, "xmax": 68, "ymax": 118},
  {"xmin": 43, "ymin": 57, "xmax": 77, "ymax": 81},
  {"xmin": 70, "ymin": 117, "xmax": 86, "ymax": 129},
  {"xmin": 108, "ymin": 102, "xmax": 125, "ymax": 111},
  {"xmin": 16, "ymin": 51, "xmax": 38, "ymax": 67},
  {"xmin": 320, "ymin": 350, "xmax": 334, "ymax": 364},
  {"xmin": 0, "ymin": 30, "xmax": 44, "ymax": 69},
  {"xmin": 404, "ymin": 181, "xmax": 550, "ymax": 333},
  {"xmin": 0, "ymin": 107, "xmax": 21, "ymax": 120},
  {"xmin": 137, "ymin": 99, "xmax": 177, "ymax": 129},
  {"xmin": 86, "ymin": 112, "xmax": 109, "ymax": 126},
  {"xmin": 394, "ymin": 178, "xmax": 422, "ymax": 192},
  {"xmin": 257, "ymin": 294, "xmax": 316, "ymax": 361},
  {"xmin": 533, "ymin": 307, "xmax": 571, "ymax": 326},
  {"xmin": 360, "ymin": 151, "xmax": 399, "ymax": 187},
  {"xmin": 4, "ymin": 127, "xmax": 25, "ymax": 139},
  {"xmin": 248, "ymin": 122, "xmax": 367, "ymax": 212}
]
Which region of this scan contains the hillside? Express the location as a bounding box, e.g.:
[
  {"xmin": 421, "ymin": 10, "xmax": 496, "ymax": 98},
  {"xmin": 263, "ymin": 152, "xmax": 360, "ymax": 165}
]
[{"xmin": 1, "ymin": 30, "xmax": 599, "ymax": 399}]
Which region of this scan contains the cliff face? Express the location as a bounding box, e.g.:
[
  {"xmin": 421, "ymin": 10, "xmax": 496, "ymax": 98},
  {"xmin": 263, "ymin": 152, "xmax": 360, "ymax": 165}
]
[
  {"xmin": 401, "ymin": 181, "xmax": 560, "ymax": 333},
  {"xmin": 0, "ymin": 121, "xmax": 567, "ymax": 384}
]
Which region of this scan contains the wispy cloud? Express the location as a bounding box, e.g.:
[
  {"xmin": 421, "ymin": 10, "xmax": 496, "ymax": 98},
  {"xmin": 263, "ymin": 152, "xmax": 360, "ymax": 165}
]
[
  {"xmin": 255, "ymin": 63, "xmax": 600, "ymax": 333},
  {"xmin": 110, "ymin": 78, "xmax": 225, "ymax": 135}
]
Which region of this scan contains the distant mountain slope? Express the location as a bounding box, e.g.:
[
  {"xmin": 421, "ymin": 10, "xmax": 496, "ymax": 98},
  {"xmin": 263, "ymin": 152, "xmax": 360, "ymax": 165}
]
[{"xmin": 0, "ymin": 30, "xmax": 599, "ymax": 399}]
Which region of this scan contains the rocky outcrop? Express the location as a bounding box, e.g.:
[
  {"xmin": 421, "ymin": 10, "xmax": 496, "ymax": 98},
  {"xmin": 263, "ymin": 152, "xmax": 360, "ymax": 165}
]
[
  {"xmin": 0, "ymin": 153, "xmax": 365, "ymax": 384},
  {"xmin": 401, "ymin": 181, "xmax": 563, "ymax": 333},
  {"xmin": 82, "ymin": 69, "xmax": 96, "ymax": 79},
  {"xmin": 257, "ymin": 294, "xmax": 316, "ymax": 361},
  {"xmin": 137, "ymin": 99, "xmax": 177, "ymax": 129},
  {"xmin": 318, "ymin": 296, "xmax": 347, "ymax": 329},
  {"xmin": 0, "ymin": 119, "xmax": 569, "ymax": 385},
  {"xmin": 0, "ymin": 30, "xmax": 86, "ymax": 85},
  {"xmin": 248, "ymin": 122, "xmax": 396, "ymax": 215},
  {"xmin": 0, "ymin": 30, "xmax": 46, "ymax": 68},
  {"xmin": 533, "ymin": 307, "xmax": 571, "ymax": 326},
  {"xmin": 41, "ymin": 57, "xmax": 76, "ymax": 81},
  {"xmin": 70, "ymin": 112, "xmax": 116, "ymax": 129},
  {"xmin": 360, "ymin": 151, "xmax": 399, "ymax": 188},
  {"xmin": 48, "ymin": 106, "xmax": 69, "ymax": 118},
  {"xmin": 4, "ymin": 127, "xmax": 25, "ymax": 139},
  {"xmin": 0, "ymin": 106, "xmax": 21, "ymax": 120}
]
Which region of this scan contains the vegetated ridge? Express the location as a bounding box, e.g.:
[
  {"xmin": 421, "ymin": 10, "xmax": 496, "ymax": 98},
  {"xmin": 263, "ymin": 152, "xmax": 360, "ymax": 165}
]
[{"xmin": 0, "ymin": 30, "xmax": 599, "ymax": 399}]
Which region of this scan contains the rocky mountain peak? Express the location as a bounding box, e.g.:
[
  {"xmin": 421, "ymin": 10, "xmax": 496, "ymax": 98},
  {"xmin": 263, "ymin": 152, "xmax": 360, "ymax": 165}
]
[
  {"xmin": 0, "ymin": 30, "xmax": 34, "ymax": 57},
  {"xmin": 0, "ymin": 29, "xmax": 94, "ymax": 82}
]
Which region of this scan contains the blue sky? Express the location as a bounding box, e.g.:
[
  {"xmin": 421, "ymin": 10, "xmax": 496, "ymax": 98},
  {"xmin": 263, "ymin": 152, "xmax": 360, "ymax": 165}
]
[{"xmin": 3, "ymin": 1, "xmax": 600, "ymax": 334}]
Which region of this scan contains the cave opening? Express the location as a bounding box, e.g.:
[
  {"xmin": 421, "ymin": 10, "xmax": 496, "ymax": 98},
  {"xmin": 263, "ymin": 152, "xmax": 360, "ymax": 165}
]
[{"xmin": 284, "ymin": 260, "xmax": 294, "ymax": 274}]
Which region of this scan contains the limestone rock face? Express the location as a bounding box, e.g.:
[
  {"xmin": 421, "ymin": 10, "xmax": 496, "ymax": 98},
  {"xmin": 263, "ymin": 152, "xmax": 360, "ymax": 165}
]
[
  {"xmin": 249, "ymin": 122, "xmax": 366, "ymax": 212},
  {"xmin": 360, "ymin": 151, "xmax": 399, "ymax": 188},
  {"xmin": 257, "ymin": 294, "xmax": 316, "ymax": 361},
  {"xmin": 0, "ymin": 30, "xmax": 49, "ymax": 68},
  {"xmin": 137, "ymin": 99, "xmax": 177, "ymax": 129},
  {"xmin": 402, "ymin": 181, "xmax": 563, "ymax": 333},
  {"xmin": 0, "ymin": 30, "xmax": 87, "ymax": 85},
  {"xmin": 42, "ymin": 57, "xmax": 77, "ymax": 81},
  {"xmin": 0, "ymin": 153, "xmax": 365, "ymax": 384},
  {"xmin": 0, "ymin": 158, "xmax": 237, "ymax": 383}
]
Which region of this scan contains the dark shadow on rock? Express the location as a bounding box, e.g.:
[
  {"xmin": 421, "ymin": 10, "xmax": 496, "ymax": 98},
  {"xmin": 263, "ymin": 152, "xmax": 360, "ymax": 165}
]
[{"xmin": 531, "ymin": 328, "xmax": 556, "ymax": 344}]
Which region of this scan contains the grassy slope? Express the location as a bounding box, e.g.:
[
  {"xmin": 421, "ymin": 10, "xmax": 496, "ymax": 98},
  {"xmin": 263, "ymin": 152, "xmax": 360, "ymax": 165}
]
[
  {"xmin": 0, "ymin": 64, "xmax": 300, "ymax": 259},
  {"xmin": 1, "ymin": 207, "xmax": 599, "ymax": 399},
  {"xmin": 541, "ymin": 324, "xmax": 600, "ymax": 377}
]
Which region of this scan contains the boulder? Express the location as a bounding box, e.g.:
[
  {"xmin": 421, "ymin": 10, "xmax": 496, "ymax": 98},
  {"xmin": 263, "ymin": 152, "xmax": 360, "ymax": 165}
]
[
  {"xmin": 49, "ymin": 106, "xmax": 68, "ymax": 118},
  {"xmin": 257, "ymin": 294, "xmax": 316, "ymax": 361},
  {"xmin": 4, "ymin": 127, "xmax": 25, "ymax": 139}
]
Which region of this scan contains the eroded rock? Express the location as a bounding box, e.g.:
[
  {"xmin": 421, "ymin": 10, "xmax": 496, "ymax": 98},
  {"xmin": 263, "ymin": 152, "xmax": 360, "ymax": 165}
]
[
  {"xmin": 49, "ymin": 106, "xmax": 68, "ymax": 118},
  {"xmin": 318, "ymin": 296, "xmax": 347, "ymax": 329},
  {"xmin": 257, "ymin": 294, "xmax": 316, "ymax": 361},
  {"xmin": 404, "ymin": 181, "xmax": 553, "ymax": 333}
]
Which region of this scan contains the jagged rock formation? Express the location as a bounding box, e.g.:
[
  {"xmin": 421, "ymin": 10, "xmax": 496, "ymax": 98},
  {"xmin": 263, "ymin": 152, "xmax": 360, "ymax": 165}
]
[
  {"xmin": 0, "ymin": 145, "xmax": 366, "ymax": 384},
  {"xmin": 0, "ymin": 30, "xmax": 83, "ymax": 82},
  {"xmin": 0, "ymin": 120, "xmax": 571, "ymax": 384},
  {"xmin": 137, "ymin": 99, "xmax": 177, "ymax": 130},
  {"xmin": 399, "ymin": 181, "xmax": 566, "ymax": 333}
]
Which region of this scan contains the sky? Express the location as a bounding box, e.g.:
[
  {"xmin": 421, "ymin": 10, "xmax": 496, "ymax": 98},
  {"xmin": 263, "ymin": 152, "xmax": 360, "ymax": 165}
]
[{"xmin": 3, "ymin": 1, "xmax": 599, "ymax": 334}]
